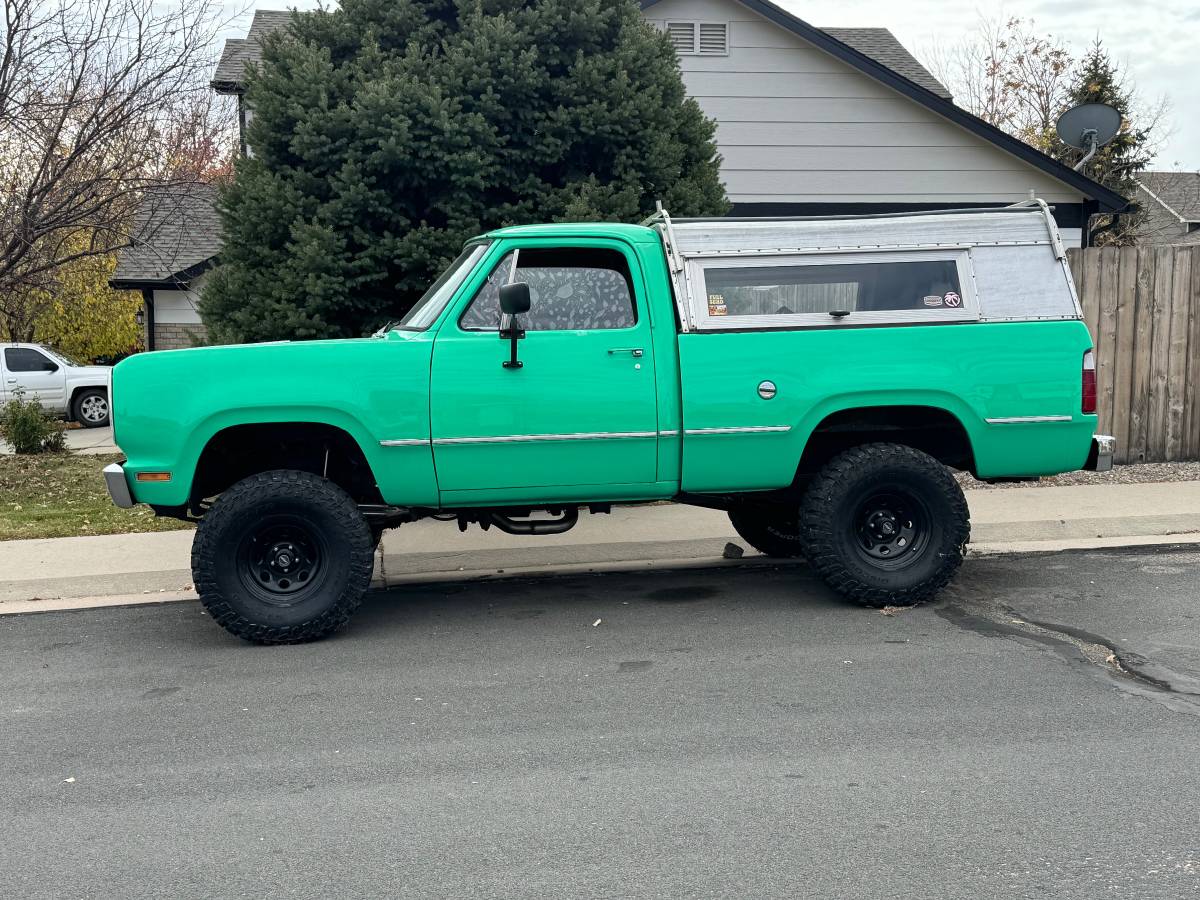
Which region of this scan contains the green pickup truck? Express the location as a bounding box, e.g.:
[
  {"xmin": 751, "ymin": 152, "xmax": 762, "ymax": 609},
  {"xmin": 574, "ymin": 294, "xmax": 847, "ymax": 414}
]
[{"xmin": 105, "ymin": 202, "xmax": 1112, "ymax": 643}]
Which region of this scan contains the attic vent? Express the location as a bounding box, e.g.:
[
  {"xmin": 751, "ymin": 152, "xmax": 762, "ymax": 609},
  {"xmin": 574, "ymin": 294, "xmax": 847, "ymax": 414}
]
[
  {"xmin": 698, "ymin": 23, "xmax": 728, "ymax": 55},
  {"xmin": 666, "ymin": 22, "xmax": 696, "ymax": 55}
]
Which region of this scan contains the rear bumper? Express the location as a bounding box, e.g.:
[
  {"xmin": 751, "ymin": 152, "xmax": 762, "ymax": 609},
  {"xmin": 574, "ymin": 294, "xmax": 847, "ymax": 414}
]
[
  {"xmin": 1084, "ymin": 434, "xmax": 1115, "ymax": 472},
  {"xmin": 103, "ymin": 463, "xmax": 136, "ymax": 509}
]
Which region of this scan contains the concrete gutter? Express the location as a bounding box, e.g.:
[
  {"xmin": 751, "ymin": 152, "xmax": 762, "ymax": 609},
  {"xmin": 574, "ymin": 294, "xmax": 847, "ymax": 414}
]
[{"xmin": 2, "ymin": 481, "xmax": 1200, "ymax": 615}]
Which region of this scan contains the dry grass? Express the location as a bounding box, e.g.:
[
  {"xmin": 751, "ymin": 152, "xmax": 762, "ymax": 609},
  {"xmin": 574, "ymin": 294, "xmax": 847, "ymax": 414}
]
[{"xmin": 0, "ymin": 452, "xmax": 193, "ymax": 541}]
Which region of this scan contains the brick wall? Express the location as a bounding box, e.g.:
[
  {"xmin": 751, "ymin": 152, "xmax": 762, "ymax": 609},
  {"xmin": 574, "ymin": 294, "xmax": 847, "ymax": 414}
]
[{"xmin": 153, "ymin": 322, "xmax": 208, "ymax": 350}]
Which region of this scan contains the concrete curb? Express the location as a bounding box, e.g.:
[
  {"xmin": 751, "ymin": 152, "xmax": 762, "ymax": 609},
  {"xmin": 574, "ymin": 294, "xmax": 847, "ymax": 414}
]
[{"xmin": 5, "ymin": 531, "xmax": 1200, "ymax": 617}]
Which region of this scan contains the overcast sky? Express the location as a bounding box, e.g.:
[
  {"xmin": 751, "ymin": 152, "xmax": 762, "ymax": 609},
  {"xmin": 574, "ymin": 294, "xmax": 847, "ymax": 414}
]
[{"xmin": 229, "ymin": 1, "xmax": 1199, "ymax": 170}]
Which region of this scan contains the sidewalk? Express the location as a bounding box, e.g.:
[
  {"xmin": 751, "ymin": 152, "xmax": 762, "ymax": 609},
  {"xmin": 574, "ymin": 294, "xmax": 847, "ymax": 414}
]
[
  {"xmin": 3, "ymin": 480, "xmax": 1200, "ymax": 612},
  {"xmin": 0, "ymin": 425, "xmax": 117, "ymax": 455}
]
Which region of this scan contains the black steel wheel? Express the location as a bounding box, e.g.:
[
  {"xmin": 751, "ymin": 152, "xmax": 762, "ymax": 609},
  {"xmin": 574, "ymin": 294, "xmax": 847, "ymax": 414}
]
[
  {"xmin": 800, "ymin": 443, "xmax": 969, "ymax": 607},
  {"xmin": 192, "ymin": 470, "xmax": 374, "ymax": 644},
  {"xmin": 728, "ymin": 506, "xmax": 805, "ymax": 558},
  {"xmin": 236, "ymin": 521, "xmax": 328, "ymax": 603}
]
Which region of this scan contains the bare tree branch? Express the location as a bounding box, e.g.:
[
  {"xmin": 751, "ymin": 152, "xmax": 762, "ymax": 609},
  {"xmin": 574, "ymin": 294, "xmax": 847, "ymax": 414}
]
[{"xmin": 0, "ymin": 0, "xmax": 236, "ymax": 339}]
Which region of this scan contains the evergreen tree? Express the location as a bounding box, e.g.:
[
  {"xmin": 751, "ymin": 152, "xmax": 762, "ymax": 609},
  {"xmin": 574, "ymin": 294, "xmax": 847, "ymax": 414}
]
[
  {"xmin": 202, "ymin": 0, "xmax": 729, "ymax": 342},
  {"xmin": 1060, "ymin": 39, "xmax": 1153, "ymax": 199}
]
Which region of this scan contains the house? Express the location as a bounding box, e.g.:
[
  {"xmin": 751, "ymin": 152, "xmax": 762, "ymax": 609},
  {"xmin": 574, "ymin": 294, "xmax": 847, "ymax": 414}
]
[
  {"xmin": 1133, "ymin": 171, "xmax": 1200, "ymax": 245},
  {"xmin": 113, "ymin": 0, "xmax": 1129, "ymax": 346},
  {"xmin": 641, "ymin": 0, "xmax": 1125, "ymax": 245},
  {"xmin": 110, "ymin": 184, "xmax": 221, "ymax": 350}
]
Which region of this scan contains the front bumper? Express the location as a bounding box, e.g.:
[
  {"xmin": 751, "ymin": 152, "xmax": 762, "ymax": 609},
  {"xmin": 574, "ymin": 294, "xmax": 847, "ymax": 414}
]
[
  {"xmin": 103, "ymin": 463, "xmax": 136, "ymax": 509},
  {"xmin": 1084, "ymin": 434, "xmax": 1115, "ymax": 472}
]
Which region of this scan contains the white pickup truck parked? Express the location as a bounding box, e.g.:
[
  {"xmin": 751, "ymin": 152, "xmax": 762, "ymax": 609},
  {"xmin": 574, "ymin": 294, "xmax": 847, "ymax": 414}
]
[{"xmin": 1, "ymin": 343, "xmax": 112, "ymax": 427}]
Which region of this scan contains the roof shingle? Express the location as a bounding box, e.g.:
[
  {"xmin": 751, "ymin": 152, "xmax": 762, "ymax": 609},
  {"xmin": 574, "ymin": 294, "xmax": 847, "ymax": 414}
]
[
  {"xmin": 1136, "ymin": 171, "xmax": 1200, "ymax": 222},
  {"xmin": 823, "ymin": 28, "xmax": 950, "ymax": 99},
  {"xmin": 212, "ymin": 10, "xmax": 297, "ymax": 92},
  {"xmin": 112, "ymin": 183, "xmax": 223, "ymax": 286}
]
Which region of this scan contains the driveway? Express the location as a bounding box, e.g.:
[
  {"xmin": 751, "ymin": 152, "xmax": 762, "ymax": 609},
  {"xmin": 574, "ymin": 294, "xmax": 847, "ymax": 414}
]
[
  {"xmin": 3, "ymin": 548, "xmax": 1198, "ymax": 899},
  {"xmin": 0, "ymin": 425, "xmax": 115, "ymax": 455}
]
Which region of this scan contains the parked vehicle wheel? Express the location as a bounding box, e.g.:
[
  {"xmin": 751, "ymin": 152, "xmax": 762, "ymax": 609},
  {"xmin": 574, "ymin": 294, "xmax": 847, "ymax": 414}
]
[
  {"xmin": 72, "ymin": 388, "xmax": 110, "ymax": 428},
  {"xmin": 192, "ymin": 470, "xmax": 374, "ymax": 644},
  {"xmin": 728, "ymin": 506, "xmax": 804, "ymax": 558},
  {"xmin": 799, "ymin": 443, "xmax": 970, "ymax": 608}
]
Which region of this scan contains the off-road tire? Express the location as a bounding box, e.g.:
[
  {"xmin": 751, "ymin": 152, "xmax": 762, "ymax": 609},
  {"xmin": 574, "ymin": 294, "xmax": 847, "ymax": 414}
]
[
  {"xmin": 192, "ymin": 470, "xmax": 374, "ymax": 644},
  {"xmin": 799, "ymin": 443, "xmax": 970, "ymax": 608},
  {"xmin": 728, "ymin": 507, "xmax": 805, "ymax": 558},
  {"xmin": 72, "ymin": 388, "xmax": 110, "ymax": 428}
]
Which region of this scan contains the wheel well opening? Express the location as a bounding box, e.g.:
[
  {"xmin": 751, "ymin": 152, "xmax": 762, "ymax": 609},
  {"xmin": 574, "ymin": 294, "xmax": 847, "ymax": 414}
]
[
  {"xmin": 192, "ymin": 423, "xmax": 384, "ymax": 509},
  {"xmin": 796, "ymin": 406, "xmax": 975, "ymax": 479}
]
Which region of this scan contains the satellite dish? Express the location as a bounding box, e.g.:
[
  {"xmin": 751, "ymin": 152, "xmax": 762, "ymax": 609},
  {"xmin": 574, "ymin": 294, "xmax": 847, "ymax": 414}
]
[{"xmin": 1056, "ymin": 103, "xmax": 1122, "ymax": 172}]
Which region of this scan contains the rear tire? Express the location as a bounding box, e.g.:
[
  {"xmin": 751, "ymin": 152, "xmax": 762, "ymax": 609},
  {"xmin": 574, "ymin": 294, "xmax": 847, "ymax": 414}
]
[
  {"xmin": 799, "ymin": 443, "xmax": 969, "ymax": 608},
  {"xmin": 72, "ymin": 388, "xmax": 110, "ymax": 428},
  {"xmin": 192, "ymin": 470, "xmax": 374, "ymax": 644},
  {"xmin": 728, "ymin": 507, "xmax": 804, "ymax": 558}
]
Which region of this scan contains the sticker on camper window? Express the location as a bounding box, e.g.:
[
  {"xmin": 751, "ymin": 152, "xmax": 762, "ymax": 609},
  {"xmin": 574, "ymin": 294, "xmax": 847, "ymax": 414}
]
[
  {"xmin": 943, "ymin": 291, "xmax": 962, "ymax": 308},
  {"xmin": 922, "ymin": 295, "xmax": 943, "ymax": 307},
  {"xmin": 708, "ymin": 292, "xmax": 728, "ymax": 316}
]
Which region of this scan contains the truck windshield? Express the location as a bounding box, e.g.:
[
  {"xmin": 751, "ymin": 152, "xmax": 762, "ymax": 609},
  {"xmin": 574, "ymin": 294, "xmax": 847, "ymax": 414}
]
[{"xmin": 394, "ymin": 242, "xmax": 490, "ymax": 332}]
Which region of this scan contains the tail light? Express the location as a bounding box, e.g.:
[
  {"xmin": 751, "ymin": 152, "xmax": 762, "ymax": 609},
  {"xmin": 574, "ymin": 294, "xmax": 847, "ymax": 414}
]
[{"xmin": 1082, "ymin": 350, "xmax": 1097, "ymax": 414}]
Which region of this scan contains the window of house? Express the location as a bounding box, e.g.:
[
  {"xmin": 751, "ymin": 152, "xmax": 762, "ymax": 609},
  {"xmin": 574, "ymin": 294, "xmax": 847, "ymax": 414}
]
[
  {"xmin": 460, "ymin": 248, "xmax": 637, "ymax": 332},
  {"xmin": 664, "ymin": 21, "xmax": 728, "ymax": 56},
  {"xmin": 687, "ymin": 251, "xmax": 976, "ymax": 329},
  {"xmin": 4, "ymin": 348, "xmax": 54, "ymax": 372}
]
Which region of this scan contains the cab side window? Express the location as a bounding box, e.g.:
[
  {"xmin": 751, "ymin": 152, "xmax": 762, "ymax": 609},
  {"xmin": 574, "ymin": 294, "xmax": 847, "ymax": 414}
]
[
  {"xmin": 461, "ymin": 248, "xmax": 637, "ymax": 331},
  {"xmin": 4, "ymin": 348, "xmax": 54, "ymax": 372}
]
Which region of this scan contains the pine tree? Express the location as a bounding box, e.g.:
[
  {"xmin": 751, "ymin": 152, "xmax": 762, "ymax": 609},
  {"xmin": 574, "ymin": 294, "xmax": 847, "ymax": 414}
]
[
  {"xmin": 1061, "ymin": 39, "xmax": 1153, "ymax": 200},
  {"xmin": 202, "ymin": 0, "xmax": 729, "ymax": 342}
]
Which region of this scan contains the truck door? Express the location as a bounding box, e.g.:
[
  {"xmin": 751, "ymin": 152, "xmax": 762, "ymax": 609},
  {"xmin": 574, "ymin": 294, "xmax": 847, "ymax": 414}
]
[
  {"xmin": 3, "ymin": 346, "xmax": 67, "ymax": 412},
  {"xmin": 430, "ymin": 243, "xmax": 659, "ymax": 495}
]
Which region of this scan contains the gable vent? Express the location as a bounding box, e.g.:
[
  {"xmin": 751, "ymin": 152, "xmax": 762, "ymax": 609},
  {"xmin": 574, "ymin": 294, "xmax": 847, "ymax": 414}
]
[
  {"xmin": 698, "ymin": 23, "xmax": 728, "ymax": 55},
  {"xmin": 666, "ymin": 22, "xmax": 696, "ymax": 55}
]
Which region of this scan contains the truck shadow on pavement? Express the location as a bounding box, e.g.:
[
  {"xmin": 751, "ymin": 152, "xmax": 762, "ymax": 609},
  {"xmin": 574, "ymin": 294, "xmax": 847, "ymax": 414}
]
[{"xmin": 353, "ymin": 563, "xmax": 848, "ymax": 637}]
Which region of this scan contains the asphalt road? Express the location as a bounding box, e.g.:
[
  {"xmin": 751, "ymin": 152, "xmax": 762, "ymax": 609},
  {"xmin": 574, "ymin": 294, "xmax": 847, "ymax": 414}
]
[{"xmin": 3, "ymin": 549, "xmax": 1199, "ymax": 899}]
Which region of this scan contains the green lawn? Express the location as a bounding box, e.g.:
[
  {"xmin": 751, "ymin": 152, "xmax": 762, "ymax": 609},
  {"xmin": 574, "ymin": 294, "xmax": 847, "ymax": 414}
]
[{"xmin": 0, "ymin": 453, "xmax": 194, "ymax": 541}]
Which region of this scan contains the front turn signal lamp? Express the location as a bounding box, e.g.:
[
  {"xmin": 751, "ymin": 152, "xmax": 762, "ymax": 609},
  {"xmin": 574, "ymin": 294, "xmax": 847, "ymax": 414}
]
[{"xmin": 136, "ymin": 472, "xmax": 172, "ymax": 483}]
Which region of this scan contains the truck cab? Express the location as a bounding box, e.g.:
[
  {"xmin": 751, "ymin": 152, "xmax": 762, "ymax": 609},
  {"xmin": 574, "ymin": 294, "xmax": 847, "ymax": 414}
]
[
  {"xmin": 1, "ymin": 343, "xmax": 112, "ymax": 427},
  {"xmin": 105, "ymin": 202, "xmax": 1112, "ymax": 644}
]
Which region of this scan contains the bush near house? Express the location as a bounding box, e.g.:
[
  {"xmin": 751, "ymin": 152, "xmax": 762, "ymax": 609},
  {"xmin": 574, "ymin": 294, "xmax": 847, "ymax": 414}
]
[
  {"xmin": 203, "ymin": 0, "xmax": 729, "ymax": 343},
  {"xmin": 0, "ymin": 390, "xmax": 67, "ymax": 455}
]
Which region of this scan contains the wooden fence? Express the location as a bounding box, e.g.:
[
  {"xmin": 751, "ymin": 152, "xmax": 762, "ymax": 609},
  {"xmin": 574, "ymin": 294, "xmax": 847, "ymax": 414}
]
[{"xmin": 1067, "ymin": 246, "xmax": 1200, "ymax": 463}]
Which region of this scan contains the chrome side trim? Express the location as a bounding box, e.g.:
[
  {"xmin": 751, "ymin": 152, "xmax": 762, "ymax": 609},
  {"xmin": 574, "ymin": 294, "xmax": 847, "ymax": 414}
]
[
  {"xmin": 103, "ymin": 463, "xmax": 135, "ymax": 509},
  {"xmin": 684, "ymin": 425, "xmax": 792, "ymax": 435},
  {"xmin": 379, "ymin": 439, "xmax": 429, "ymax": 447},
  {"xmin": 433, "ymin": 431, "xmax": 659, "ymax": 445},
  {"xmin": 659, "ymin": 429, "xmax": 681, "ymax": 436},
  {"xmin": 984, "ymin": 415, "xmax": 1073, "ymax": 425}
]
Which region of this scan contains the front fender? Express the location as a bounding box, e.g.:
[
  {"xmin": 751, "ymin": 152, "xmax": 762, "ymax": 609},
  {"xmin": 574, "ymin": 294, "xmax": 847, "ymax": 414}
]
[{"xmin": 112, "ymin": 338, "xmax": 438, "ymax": 508}]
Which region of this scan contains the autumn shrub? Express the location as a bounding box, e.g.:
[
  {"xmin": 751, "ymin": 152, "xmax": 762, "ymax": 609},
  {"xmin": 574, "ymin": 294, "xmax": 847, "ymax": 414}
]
[{"xmin": 0, "ymin": 389, "xmax": 68, "ymax": 454}]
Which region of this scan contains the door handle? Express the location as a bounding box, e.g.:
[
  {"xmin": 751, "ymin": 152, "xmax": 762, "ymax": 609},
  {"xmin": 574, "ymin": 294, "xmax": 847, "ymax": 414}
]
[{"xmin": 607, "ymin": 348, "xmax": 644, "ymax": 357}]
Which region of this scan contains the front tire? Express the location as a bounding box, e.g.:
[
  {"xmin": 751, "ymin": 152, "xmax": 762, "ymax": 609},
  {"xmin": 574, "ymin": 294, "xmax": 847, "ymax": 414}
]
[
  {"xmin": 192, "ymin": 470, "xmax": 374, "ymax": 644},
  {"xmin": 728, "ymin": 507, "xmax": 804, "ymax": 558},
  {"xmin": 799, "ymin": 443, "xmax": 970, "ymax": 607},
  {"xmin": 72, "ymin": 388, "xmax": 110, "ymax": 428}
]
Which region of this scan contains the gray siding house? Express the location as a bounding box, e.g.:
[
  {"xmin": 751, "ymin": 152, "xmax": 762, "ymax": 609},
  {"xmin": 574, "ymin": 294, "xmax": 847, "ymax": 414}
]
[
  {"xmin": 642, "ymin": 0, "xmax": 1124, "ymax": 245},
  {"xmin": 114, "ymin": 0, "xmax": 1127, "ymax": 346},
  {"xmin": 1133, "ymin": 172, "xmax": 1200, "ymax": 245}
]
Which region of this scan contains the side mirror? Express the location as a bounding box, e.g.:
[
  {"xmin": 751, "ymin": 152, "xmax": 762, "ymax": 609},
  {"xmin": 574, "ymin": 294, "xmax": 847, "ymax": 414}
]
[
  {"xmin": 43, "ymin": 362, "xmax": 59, "ymax": 373},
  {"xmin": 498, "ymin": 282, "xmax": 530, "ymax": 370},
  {"xmin": 499, "ymin": 282, "xmax": 531, "ymax": 316}
]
